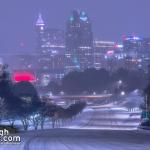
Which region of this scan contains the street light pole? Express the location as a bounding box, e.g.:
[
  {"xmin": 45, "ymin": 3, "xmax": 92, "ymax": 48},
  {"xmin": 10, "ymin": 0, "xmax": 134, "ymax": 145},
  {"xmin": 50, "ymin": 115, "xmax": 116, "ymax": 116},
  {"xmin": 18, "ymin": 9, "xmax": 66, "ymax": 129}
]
[{"xmin": 145, "ymin": 95, "xmax": 148, "ymax": 119}]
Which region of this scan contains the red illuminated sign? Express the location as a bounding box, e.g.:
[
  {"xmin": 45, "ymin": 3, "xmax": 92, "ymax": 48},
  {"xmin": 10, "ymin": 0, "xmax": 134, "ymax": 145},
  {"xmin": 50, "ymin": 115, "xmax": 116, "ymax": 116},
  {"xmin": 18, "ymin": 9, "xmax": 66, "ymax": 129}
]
[{"xmin": 12, "ymin": 71, "xmax": 36, "ymax": 82}]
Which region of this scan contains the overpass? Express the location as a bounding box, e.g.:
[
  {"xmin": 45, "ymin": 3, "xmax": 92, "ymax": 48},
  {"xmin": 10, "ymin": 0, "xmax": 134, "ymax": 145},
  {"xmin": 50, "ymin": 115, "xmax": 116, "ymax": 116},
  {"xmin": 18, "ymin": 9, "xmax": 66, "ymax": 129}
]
[{"xmin": 50, "ymin": 94, "xmax": 113, "ymax": 101}]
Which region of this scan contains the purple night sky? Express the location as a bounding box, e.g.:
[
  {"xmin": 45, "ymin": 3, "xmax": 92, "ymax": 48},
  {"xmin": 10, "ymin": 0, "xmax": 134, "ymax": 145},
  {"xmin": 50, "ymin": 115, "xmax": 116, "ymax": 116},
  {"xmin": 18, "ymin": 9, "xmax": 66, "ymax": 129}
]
[{"xmin": 0, "ymin": 0, "xmax": 150, "ymax": 53}]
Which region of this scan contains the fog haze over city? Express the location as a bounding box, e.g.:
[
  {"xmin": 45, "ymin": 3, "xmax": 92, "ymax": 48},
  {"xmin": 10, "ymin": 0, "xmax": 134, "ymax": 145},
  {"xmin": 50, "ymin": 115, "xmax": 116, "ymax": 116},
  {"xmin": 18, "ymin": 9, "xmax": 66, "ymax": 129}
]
[
  {"xmin": 1, "ymin": 1, "xmax": 150, "ymax": 150},
  {"xmin": 0, "ymin": 0, "xmax": 150, "ymax": 53}
]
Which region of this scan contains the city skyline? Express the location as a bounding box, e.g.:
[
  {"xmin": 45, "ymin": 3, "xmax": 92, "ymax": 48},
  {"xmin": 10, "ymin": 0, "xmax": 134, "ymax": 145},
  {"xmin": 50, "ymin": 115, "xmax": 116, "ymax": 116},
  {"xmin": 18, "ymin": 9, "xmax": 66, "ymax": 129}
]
[{"xmin": 0, "ymin": 0, "xmax": 150, "ymax": 53}]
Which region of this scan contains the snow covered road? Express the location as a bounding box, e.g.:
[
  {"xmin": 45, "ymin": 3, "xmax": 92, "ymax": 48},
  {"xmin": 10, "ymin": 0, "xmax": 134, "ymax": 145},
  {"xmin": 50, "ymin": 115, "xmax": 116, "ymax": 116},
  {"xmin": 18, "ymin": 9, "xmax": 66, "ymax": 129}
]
[
  {"xmin": 0, "ymin": 106, "xmax": 146, "ymax": 150},
  {"xmin": 0, "ymin": 129, "xmax": 150, "ymax": 150}
]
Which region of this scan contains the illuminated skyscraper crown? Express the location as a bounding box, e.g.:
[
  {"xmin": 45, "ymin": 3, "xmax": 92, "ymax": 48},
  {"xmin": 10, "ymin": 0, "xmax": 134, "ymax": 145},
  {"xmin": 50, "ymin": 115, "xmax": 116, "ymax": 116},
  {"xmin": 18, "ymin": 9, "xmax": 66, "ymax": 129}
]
[
  {"xmin": 69, "ymin": 10, "xmax": 89, "ymax": 22},
  {"xmin": 36, "ymin": 13, "xmax": 45, "ymax": 26},
  {"xmin": 80, "ymin": 11, "xmax": 89, "ymax": 21}
]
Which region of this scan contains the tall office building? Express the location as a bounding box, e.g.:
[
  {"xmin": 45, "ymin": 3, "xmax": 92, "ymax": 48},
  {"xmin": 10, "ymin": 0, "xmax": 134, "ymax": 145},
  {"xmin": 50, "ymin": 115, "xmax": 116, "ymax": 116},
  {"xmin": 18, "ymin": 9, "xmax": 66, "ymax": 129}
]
[
  {"xmin": 122, "ymin": 36, "xmax": 142, "ymax": 58},
  {"xmin": 139, "ymin": 38, "xmax": 150, "ymax": 71},
  {"xmin": 142, "ymin": 38, "xmax": 150, "ymax": 54},
  {"xmin": 93, "ymin": 40, "xmax": 125, "ymax": 70},
  {"xmin": 93, "ymin": 40, "xmax": 115, "ymax": 69},
  {"xmin": 65, "ymin": 10, "xmax": 93, "ymax": 72},
  {"xmin": 122, "ymin": 36, "xmax": 143, "ymax": 70},
  {"xmin": 35, "ymin": 13, "xmax": 46, "ymax": 53},
  {"xmin": 35, "ymin": 13, "xmax": 65, "ymax": 83}
]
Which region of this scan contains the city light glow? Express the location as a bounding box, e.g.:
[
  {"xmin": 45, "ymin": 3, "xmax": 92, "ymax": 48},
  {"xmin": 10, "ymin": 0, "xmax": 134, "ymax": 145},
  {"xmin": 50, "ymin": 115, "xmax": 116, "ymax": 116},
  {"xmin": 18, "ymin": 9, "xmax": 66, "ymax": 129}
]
[{"xmin": 12, "ymin": 71, "xmax": 36, "ymax": 82}]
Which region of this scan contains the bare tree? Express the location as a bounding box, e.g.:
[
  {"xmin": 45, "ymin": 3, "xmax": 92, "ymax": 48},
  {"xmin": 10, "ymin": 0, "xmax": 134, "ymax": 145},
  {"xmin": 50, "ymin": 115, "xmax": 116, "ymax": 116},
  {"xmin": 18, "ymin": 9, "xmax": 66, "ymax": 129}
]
[
  {"xmin": 0, "ymin": 98, "xmax": 7, "ymax": 123},
  {"xmin": 30, "ymin": 114, "xmax": 41, "ymax": 130},
  {"xmin": 21, "ymin": 117, "xmax": 30, "ymax": 131}
]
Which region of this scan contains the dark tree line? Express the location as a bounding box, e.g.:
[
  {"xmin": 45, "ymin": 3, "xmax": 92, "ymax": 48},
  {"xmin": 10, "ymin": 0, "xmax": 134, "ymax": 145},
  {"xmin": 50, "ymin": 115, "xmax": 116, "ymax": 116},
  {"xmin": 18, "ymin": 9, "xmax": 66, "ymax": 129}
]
[
  {"xmin": 0, "ymin": 65, "xmax": 86, "ymax": 130},
  {"xmin": 43, "ymin": 101, "xmax": 86, "ymax": 128},
  {"xmin": 47, "ymin": 68, "xmax": 146, "ymax": 95}
]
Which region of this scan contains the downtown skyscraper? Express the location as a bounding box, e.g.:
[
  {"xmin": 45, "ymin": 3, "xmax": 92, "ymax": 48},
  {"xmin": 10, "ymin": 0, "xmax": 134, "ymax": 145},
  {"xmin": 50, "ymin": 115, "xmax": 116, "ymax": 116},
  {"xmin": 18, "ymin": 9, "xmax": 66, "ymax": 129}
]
[
  {"xmin": 65, "ymin": 10, "xmax": 94, "ymax": 73},
  {"xmin": 35, "ymin": 13, "xmax": 65, "ymax": 85}
]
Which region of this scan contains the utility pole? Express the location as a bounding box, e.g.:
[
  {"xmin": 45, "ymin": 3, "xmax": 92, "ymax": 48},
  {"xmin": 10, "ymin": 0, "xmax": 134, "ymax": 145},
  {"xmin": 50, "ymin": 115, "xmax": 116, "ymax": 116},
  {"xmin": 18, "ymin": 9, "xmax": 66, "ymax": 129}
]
[{"xmin": 145, "ymin": 95, "xmax": 148, "ymax": 119}]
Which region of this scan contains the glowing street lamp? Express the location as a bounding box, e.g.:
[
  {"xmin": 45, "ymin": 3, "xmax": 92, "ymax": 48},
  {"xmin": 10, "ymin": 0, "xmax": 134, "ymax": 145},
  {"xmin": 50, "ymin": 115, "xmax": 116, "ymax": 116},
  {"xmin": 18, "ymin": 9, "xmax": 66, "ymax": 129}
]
[
  {"xmin": 93, "ymin": 92, "xmax": 96, "ymax": 95},
  {"xmin": 121, "ymin": 91, "xmax": 125, "ymax": 96},
  {"xmin": 118, "ymin": 80, "xmax": 122, "ymax": 84},
  {"xmin": 60, "ymin": 91, "xmax": 64, "ymax": 96}
]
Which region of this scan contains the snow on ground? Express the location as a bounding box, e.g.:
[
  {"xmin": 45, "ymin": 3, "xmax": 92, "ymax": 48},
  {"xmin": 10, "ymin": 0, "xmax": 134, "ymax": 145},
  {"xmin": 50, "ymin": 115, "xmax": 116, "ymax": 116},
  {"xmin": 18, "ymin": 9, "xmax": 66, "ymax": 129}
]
[
  {"xmin": 1, "ymin": 129, "xmax": 150, "ymax": 150},
  {"xmin": 0, "ymin": 95, "xmax": 148, "ymax": 150},
  {"xmin": 119, "ymin": 90, "xmax": 143, "ymax": 109}
]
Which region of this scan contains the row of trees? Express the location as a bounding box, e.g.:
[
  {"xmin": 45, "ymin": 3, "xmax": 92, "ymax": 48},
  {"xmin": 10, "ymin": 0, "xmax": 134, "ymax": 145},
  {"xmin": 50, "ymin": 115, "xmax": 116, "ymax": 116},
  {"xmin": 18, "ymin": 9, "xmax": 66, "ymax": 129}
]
[
  {"xmin": 46, "ymin": 101, "xmax": 86, "ymax": 128},
  {"xmin": 0, "ymin": 65, "xmax": 86, "ymax": 130},
  {"xmin": 47, "ymin": 68, "xmax": 147, "ymax": 95},
  {"xmin": 18, "ymin": 101, "xmax": 86, "ymax": 130}
]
